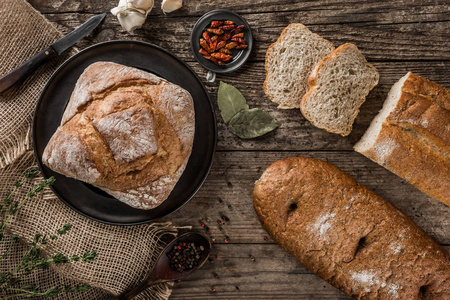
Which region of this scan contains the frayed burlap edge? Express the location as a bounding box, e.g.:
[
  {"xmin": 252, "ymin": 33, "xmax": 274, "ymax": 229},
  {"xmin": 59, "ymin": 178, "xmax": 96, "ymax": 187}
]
[
  {"xmin": 0, "ymin": 1, "xmax": 182, "ymax": 299},
  {"xmin": 0, "ymin": 0, "xmax": 77, "ymax": 169},
  {"xmin": 1, "ymin": 151, "xmax": 180, "ymax": 299}
]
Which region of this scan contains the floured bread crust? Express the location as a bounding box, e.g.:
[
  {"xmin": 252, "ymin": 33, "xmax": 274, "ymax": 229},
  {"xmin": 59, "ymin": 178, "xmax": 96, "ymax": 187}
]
[
  {"xmin": 355, "ymin": 72, "xmax": 449, "ymax": 206},
  {"xmin": 43, "ymin": 62, "xmax": 195, "ymax": 210},
  {"xmin": 253, "ymin": 157, "xmax": 450, "ymax": 299}
]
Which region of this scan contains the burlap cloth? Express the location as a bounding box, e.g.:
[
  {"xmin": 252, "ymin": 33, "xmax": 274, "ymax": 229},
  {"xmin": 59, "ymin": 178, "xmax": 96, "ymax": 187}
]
[{"xmin": 0, "ymin": 1, "xmax": 179, "ymax": 299}]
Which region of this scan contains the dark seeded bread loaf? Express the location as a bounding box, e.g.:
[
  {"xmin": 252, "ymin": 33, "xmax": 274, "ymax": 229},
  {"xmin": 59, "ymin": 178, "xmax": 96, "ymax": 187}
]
[{"xmin": 253, "ymin": 157, "xmax": 450, "ymax": 300}]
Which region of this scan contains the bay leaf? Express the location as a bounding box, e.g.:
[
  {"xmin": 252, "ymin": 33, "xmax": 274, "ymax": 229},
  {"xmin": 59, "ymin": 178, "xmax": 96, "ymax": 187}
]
[
  {"xmin": 217, "ymin": 81, "xmax": 249, "ymax": 124},
  {"xmin": 228, "ymin": 108, "xmax": 281, "ymax": 139}
]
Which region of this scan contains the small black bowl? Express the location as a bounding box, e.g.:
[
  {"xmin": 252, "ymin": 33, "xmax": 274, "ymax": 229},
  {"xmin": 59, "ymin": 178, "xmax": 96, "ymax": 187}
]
[{"xmin": 190, "ymin": 9, "xmax": 253, "ymax": 74}]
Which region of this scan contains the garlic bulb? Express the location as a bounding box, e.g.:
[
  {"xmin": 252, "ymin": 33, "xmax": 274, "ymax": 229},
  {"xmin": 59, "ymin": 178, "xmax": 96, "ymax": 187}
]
[
  {"xmin": 111, "ymin": 0, "xmax": 154, "ymax": 33},
  {"xmin": 161, "ymin": 0, "xmax": 182, "ymax": 14}
]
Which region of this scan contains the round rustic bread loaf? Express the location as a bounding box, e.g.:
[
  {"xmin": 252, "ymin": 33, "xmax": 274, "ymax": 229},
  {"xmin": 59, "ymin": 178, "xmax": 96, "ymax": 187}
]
[
  {"xmin": 43, "ymin": 62, "xmax": 195, "ymax": 210},
  {"xmin": 253, "ymin": 157, "xmax": 450, "ymax": 299}
]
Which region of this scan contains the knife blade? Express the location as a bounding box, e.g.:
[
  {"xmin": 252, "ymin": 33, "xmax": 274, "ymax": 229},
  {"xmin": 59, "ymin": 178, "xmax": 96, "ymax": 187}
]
[{"xmin": 0, "ymin": 13, "xmax": 106, "ymax": 94}]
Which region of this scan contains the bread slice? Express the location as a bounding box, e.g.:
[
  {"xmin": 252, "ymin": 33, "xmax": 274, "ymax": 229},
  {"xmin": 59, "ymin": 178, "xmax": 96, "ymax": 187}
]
[
  {"xmin": 264, "ymin": 24, "xmax": 335, "ymax": 109},
  {"xmin": 355, "ymin": 72, "xmax": 450, "ymax": 206},
  {"xmin": 300, "ymin": 43, "xmax": 379, "ymax": 136}
]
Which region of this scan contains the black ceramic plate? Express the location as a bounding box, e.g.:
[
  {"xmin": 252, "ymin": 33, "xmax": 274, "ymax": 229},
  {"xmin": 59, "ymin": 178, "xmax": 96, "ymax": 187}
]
[
  {"xmin": 33, "ymin": 41, "xmax": 217, "ymax": 225},
  {"xmin": 190, "ymin": 9, "xmax": 253, "ymax": 73}
]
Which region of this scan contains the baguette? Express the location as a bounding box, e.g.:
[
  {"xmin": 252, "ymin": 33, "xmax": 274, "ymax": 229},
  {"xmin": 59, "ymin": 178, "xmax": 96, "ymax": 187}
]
[
  {"xmin": 355, "ymin": 72, "xmax": 450, "ymax": 206},
  {"xmin": 253, "ymin": 157, "xmax": 450, "ymax": 299}
]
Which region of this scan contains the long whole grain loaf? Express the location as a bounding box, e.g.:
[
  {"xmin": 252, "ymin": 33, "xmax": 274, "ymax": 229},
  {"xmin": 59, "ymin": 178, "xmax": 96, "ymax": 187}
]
[
  {"xmin": 355, "ymin": 72, "xmax": 449, "ymax": 206},
  {"xmin": 253, "ymin": 157, "xmax": 450, "ymax": 300},
  {"xmin": 43, "ymin": 62, "xmax": 195, "ymax": 210}
]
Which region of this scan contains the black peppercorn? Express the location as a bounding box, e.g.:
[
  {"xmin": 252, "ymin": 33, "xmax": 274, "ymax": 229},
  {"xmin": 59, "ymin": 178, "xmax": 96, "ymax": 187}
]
[{"xmin": 167, "ymin": 241, "xmax": 205, "ymax": 272}]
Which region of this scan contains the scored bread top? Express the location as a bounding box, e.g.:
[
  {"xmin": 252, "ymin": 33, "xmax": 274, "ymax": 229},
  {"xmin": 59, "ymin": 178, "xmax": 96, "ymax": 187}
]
[
  {"xmin": 300, "ymin": 43, "xmax": 379, "ymax": 136},
  {"xmin": 264, "ymin": 24, "xmax": 335, "ymax": 109},
  {"xmin": 42, "ymin": 62, "xmax": 195, "ymax": 210},
  {"xmin": 253, "ymin": 157, "xmax": 450, "ymax": 299},
  {"xmin": 355, "ymin": 72, "xmax": 450, "ymax": 206}
]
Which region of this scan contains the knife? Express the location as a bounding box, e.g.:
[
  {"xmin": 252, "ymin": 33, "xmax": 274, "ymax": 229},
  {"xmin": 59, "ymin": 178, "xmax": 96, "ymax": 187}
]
[{"xmin": 0, "ymin": 13, "xmax": 106, "ymax": 94}]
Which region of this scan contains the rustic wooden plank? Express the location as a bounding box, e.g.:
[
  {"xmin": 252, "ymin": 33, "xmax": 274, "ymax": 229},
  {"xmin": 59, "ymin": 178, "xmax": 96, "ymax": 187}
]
[
  {"xmin": 163, "ymin": 151, "xmax": 450, "ymax": 245},
  {"xmin": 17, "ymin": 9, "xmax": 450, "ymax": 152},
  {"xmin": 169, "ymin": 244, "xmax": 450, "ymax": 299},
  {"xmin": 23, "ymin": 2, "xmax": 450, "ymax": 299},
  {"xmin": 30, "ymin": 0, "xmax": 450, "ymax": 24},
  {"xmin": 173, "ymin": 244, "xmax": 352, "ymax": 299},
  {"xmin": 39, "ymin": 11, "xmax": 450, "ymax": 61},
  {"xmin": 192, "ymin": 61, "xmax": 450, "ymax": 151}
]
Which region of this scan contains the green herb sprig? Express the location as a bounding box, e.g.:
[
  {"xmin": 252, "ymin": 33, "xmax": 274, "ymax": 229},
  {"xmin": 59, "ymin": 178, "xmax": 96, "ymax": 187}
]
[{"xmin": 0, "ymin": 169, "xmax": 97, "ymax": 299}]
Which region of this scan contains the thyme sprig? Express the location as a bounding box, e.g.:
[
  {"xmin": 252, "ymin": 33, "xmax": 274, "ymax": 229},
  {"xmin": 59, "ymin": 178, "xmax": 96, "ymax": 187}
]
[{"xmin": 0, "ymin": 169, "xmax": 97, "ymax": 299}]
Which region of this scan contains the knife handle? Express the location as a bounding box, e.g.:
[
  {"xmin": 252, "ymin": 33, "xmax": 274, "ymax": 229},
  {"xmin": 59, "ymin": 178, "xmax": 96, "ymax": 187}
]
[{"xmin": 0, "ymin": 46, "xmax": 57, "ymax": 94}]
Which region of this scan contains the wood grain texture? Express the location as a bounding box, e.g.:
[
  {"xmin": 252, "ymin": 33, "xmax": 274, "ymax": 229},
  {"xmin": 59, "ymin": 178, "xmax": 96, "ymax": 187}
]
[
  {"xmin": 161, "ymin": 151, "xmax": 450, "ymax": 245},
  {"xmin": 166, "ymin": 151, "xmax": 450, "ymax": 299},
  {"xmin": 169, "ymin": 244, "xmax": 450, "ymax": 299},
  {"xmin": 40, "ymin": 11, "xmax": 450, "ymax": 61},
  {"xmin": 27, "ymin": 1, "xmax": 450, "ymax": 299}
]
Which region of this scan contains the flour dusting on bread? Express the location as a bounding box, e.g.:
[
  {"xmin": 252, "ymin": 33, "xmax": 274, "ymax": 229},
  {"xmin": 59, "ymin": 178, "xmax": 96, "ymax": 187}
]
[
  {"xmin": 351, "ymin": 270, "xmax": 380, "ymax": 292},
  {"xmin": 310, "ymin": 213, "xmax": 336, "ymax": 240},
  {"xmin": 372, "ymin": 138, "xmax": 398, "ymax": 165},
  {"xmin": 43, "ymin": 62, "xmax": 195, "ymax": 210},
  {"xmin": 253, "ymin": 157, "xmax": 450, "ymax": 299},
  {"xmin": 355, "ymin": 72, "xmax": 450, "ymax": 206}
]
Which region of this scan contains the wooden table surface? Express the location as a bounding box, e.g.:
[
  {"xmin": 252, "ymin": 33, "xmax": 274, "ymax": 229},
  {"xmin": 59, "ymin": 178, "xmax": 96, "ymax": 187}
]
[{"xmin": 30, "ymin": 1, "xmax": 450, "ymax": 299}]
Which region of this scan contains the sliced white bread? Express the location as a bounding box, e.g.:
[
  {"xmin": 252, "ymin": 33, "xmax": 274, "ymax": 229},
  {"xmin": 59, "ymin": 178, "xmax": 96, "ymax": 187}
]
[
  {"xmin": 300, "ymin": 43, "xmax": 379, "ymax": 136},
  {"xmin": 264, "ymin": 24, "xmax": 335, "ymax": 109}
]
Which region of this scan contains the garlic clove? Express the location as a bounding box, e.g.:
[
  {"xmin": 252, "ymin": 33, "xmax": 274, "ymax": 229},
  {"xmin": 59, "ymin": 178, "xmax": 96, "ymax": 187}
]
[
  {"xmin": 111, "ymin": 0, "xmax": 154, "ymax": 33},
  {"xmin": 161, "ymin": 0, "xmax": 182, "ymax": 14},
  {"xmin": 129, "ymin": 0, "xmax": 154, "ymax": 13},
  {"xmin": 111, "ymin": 0, "xmax": 129, "ymax": 16},
  {"xmin": 117, "ymin": 10, "xmax": 147, "ymax": 33}
]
